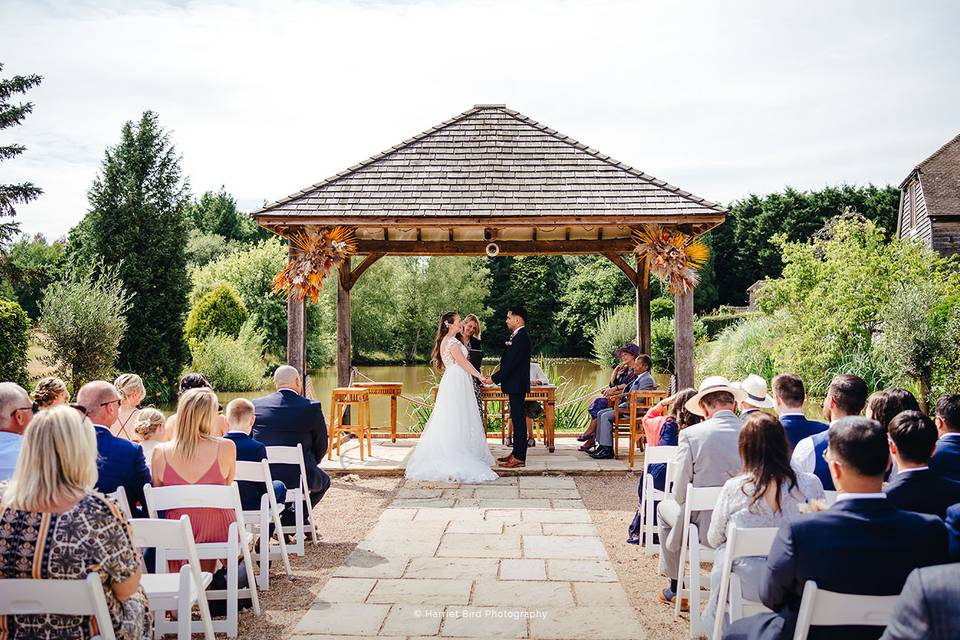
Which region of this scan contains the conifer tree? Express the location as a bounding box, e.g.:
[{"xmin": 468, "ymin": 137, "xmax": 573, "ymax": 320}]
[{"xmin": 0, "ymin": 63, "xmax": 43, "ymax": 247}]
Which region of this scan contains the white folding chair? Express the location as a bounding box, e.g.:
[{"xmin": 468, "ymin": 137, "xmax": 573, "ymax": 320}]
[
  {"xmin": 234, "ymin": 459, "xmax": 293, "ymax": 590},
  {"xmin": 823, "ymin": 490, "xmax": 838, "ymax": 506},
  {"xmin": 266, "ymin": 444, "xmax": 318, "ymax": 555},
  {"xmin": 675, "ymin": 483, "xmax": 724, "ymax": 638},
  {"xmin": 712, "ymin": 525, "xmax": 779, "ymax": 640},
  {"xmin": 0, "ymin": 573, "xmax": 116, "ymax": 640},
  {"xmin": 130, "ymin": 516, "xmax": 216, "ymax": 640},
  {"xmin": 793, "ymin": 580, "xmax": 899, "ymax": 640},
  {"xmin": 143, "ymin": 483, "xmax": 261, "ymax": 638},
  {"xmin": 639, "ymin": 445, "xmax": 679, "ymax": 555},
  {"xmin": 107, "ymin": 486, "xmax": 132, "ymax": 520}
]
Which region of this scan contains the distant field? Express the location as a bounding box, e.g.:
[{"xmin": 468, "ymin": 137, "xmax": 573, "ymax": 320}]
[{"xmin": 27, "ymin": 331, "xmax": 54, "ymax": 380}]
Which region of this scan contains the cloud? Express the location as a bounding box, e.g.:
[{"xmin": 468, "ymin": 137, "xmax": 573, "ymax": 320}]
[{"xmin": 2, "ymin": 0, "xmax": 959, "ymax": 239}]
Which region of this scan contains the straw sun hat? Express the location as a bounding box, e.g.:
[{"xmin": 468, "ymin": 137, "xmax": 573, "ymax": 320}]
[
  {"xmin": 685, "ymin": 375, "xmax": 748, "ymax": 416},
  {"xmin": 733, "ymin": 374, "xmax": 775, "ymax": 409}
]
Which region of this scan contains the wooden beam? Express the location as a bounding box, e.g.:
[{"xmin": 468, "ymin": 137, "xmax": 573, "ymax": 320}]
[
  {"xmin": 636, "ymin": 256, "xmax": 651, "ymax": 354},
  {"xmin": 603, "ymin": 253, "xmax": 637, "ymax": 282},
  {"xmin": 354, "ymin": 239, "xmax": 636, "ymax": 256},
  {"xmin": 340, "ymin": 253, "xmax": 384, "ymax": 290},
  {"xmin": 674, "ymin": 290, "xmax": 695, "ymax": 390},
  {"xmin": 286, "ymin": 246, "xmax": 307, "ymax": 382},
  {"xmin": 336, "ymin": 261, "xmax": 352, "ymax": 388}
]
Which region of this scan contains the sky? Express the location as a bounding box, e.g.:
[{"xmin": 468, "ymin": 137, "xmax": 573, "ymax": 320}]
[{"xmin": 2, "ymin": 0, "xmax": 959, "ymax": 239}]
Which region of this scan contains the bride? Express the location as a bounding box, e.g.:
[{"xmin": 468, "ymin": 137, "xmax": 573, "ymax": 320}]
[{"xmin": 404, "ymin": 312, "xmax": 498, "ymax": 483}]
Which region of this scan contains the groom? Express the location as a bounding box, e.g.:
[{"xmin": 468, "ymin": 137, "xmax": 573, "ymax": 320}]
[{"xmin": 485, "ymin": 305, "xmax": 532, "ymax": 469}]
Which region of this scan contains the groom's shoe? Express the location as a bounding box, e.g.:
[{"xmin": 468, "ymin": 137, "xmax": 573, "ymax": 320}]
[
  {"xmin": 497, "ymin": 453, "xmax": 513, "ymax": 463},
  {"xmin": 500, "ymin": 456, "xmax": 525, "ymax": 468}
]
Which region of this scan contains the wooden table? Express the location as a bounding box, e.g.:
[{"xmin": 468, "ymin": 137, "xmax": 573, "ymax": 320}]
[
  {"xmin": 432, "ymin": 384, "xmax": 557, "ymax": 452},
  {"xmin": 353, "ymin": 382, "xmax": 403, "ymax": 442}
]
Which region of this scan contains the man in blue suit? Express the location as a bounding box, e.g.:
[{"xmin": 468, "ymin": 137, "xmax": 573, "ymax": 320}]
[
  {"xmin": 252, "ymin": 366, "xmax": 329, "ymax": 524},
  {"xmin": 77, "ymin": 381, "xmax": 151, "ymax": 517},
  {"xmin": 224, "ymin": 398, "xmax": 286, "ymax": 512},
  {"xmin": 772, "ymin": 373, "xmax": 827, "ymax": 450},
  {"xmin": 791, "ymin": 374, "xmax": 867, "ymax": 491},
  {"xmin": 487, "ymin": 305, "xmax": 533, "ymax": 469},
  {"xmin": 930, "ymin": 394, "xmax": 960, "ymax": 480},
  {"xmin": 947, "ymin": 503, "xmax": 960, "ymax": 561},
  {"xmin": 725, "ymin": 417, "xmax": 949, "ymax": 640},
  {"xmin": 885, "ymin": 411, "xmax": 960, "ymax": 518}
]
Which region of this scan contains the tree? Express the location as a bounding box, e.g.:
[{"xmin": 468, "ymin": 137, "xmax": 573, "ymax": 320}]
[
  {"xmin": 186, "ymin": 188, "xmax": 265, "ymax": 244},
  {"xmin": 84, "ymin": 111, "xmax": 191, "ymax": 393},
  {"xmin": 557, "ymin": 256, "xmax": 634, "ymax": 355},
  {"xmin": 184, "ymin": 283, "xmax": 248, "ymax": 345},
  {"xmin": 38, "ymin": 263, "xmax": 132, "ymax": 391},
  {"xmin": 0, "ymin": 63, "xmax": 43, "ymax": 247},
  {"xmin": 2, "ymin": 233, "xmax": 66, "ymax": 318},
  {"xmin": 0, "ymin": 299, "xmax": 30, "ymax": 386}
]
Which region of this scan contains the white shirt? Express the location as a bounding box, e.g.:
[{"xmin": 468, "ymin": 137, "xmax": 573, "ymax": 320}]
[
  {"xmin": 792, "ymin": 420, "xmax": 836, "ymax": 473},
  {"xmin": 778, "ymin": 411, "xmax": 806, "ymax": 418},
  {"xmin": 510, "ymin": 326, "xmax": 524, "ymax": 340},
  {"xmin": 835, "ymin": 492, "xmax": 887, "ymax": 502},
  {"xmin": 894, "ymin": 465, "xmax": 928, "ymax": 476},
  {"xmin": 0, "ymin": 431, "xmax": 22, "ymax": 481},
  {"xmin": 941, "ymin": 432, "xmax": 960, "ymax": 441},
  {"xmin": 529, "ymin": 363, "xmax": 549, "ymax": 385}
]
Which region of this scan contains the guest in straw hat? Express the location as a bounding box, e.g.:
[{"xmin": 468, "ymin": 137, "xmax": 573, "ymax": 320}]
[{"xmin": 733, "ymin": 374, "xmax": 775, "ymax": 418}]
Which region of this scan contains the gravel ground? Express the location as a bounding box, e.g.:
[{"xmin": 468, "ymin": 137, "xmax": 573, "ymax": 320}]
[
  {"xmin": 576, "ymin": 474, "xmax": 689, "ymax": 640},
  {"xmin": 237, "ymin": 475, "xmax": 401, "ymax": 639}
]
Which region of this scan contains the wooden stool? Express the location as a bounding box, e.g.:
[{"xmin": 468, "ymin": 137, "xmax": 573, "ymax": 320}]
[{"xmin": 329, "ymin": 387, "xmax": 372, "ymax": 461}]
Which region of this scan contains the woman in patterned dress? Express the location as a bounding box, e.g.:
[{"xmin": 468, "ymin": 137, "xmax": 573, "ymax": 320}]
[{"xmin": 0, "ymin": 405, "xmax": 152, "ymax": 639}]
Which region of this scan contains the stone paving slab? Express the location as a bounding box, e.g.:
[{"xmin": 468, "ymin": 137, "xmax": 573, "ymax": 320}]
[{"xmin": 293, "ymin": 474, "xmax": 645, "ymax": 639}]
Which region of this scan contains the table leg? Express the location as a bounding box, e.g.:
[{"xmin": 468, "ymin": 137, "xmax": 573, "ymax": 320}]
[
  {"xmin": 390, "ymin": 394, "xmax": 397, "ymax": 443},
  {"xmin": 545, "ymin": 398, "xmax": 556, "ymax": 453}
]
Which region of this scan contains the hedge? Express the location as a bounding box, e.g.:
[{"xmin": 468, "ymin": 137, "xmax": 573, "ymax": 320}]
[
  {"xmin": 0, "ymin": 300, "xmax": 30, "ymax": 386},
  {"xmin": 700, "ymin": 311, "xmax": 760, "ymax": 340}
]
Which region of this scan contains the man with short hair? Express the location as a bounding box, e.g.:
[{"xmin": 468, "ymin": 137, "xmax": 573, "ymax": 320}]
[
  {"xmin": 772, "ymin": 373, "xmax": 827, "ymax": 449},
  {"xmin": 791, "ymin": 374, "xmax": 868, "ymax": 490},
  {"xmin": 0, "ymin": 382, "xmax": 35, "ymax": 481},
  {"xmin": 885, "ymin": 410, "xmax": 960, "ymax": 518},
  {"xmin": 656, "ymin": 376, "xmax": 745, "ymax": 607},
  {"xmin": 77, "ymin": 380, "xmax": 151, "ymax": 516},
  {"xmin": 490, "ymin": 305, "xmax": 533, "ymax": 469},
  {"xmin": 930, "ymin": 394, "xmax": 960, "ymax": 480},
  {"xmin": 726, "ymin": 417, "xmax": 948, "ymax": 640},
  {"xmin": 225, "ymin": 398, "xmax": 287, "ymax": 513},
  {"xmin": 589, "ymin": 353, "xmax": 657, "ymax": 460},
  {"xmin": 252, "ymin": 365, "xmax": 330, "ymax": 518}
]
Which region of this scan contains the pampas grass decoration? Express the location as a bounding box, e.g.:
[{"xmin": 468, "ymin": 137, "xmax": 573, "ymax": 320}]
[
  {"xmin": 632, "ymin": 225, "xmax": 709, "ymax": 296},
  {"xmin": 273, "ymin": 226, "xmax": 357, "ymax": 303}
]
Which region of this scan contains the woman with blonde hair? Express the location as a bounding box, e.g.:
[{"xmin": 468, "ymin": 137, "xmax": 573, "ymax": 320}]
[
  {"xmin": 151, "ymin": 387, "xmax": 236, "ymax": 571},
  {"xmin": 132, "ymin": 407, "xmax": 166, "ymax": 462},
  {"xmin": 460, "ymin": 313, "xmax": 485, "ymax": 420},
  {"xmin": 32, "ymin": 376, "xmax": 69, "ymax": 409},
  {"xmin": 0, "ymin": 405, "xmax": 152, "ymax": 638},
  {"xmin": 113, "ymin": 373, "xmax": 146, "ymax": 440}
]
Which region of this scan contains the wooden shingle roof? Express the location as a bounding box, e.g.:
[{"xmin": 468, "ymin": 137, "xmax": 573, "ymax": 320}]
[
  {"xmin": 254, "ymin": 104, "xmax": 726, "ymax": 224},
  {"xmin": 904, "ymin": 132, "xmax": 960, "ymax": 218}
]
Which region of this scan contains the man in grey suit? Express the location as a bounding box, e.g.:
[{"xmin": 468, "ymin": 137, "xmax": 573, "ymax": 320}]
[
  {"xmin": 657, "ymin": 376, "xmax": 746, "ymax": 607},
  {"xmin": 880, "ymin": 563, "xmax": 960, "ymax": 640}
]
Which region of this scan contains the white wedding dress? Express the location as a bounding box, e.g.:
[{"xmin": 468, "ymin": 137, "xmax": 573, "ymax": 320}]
[{"xmin": 404, "ymin": 337, "xmax": 498, "ymax": 483}]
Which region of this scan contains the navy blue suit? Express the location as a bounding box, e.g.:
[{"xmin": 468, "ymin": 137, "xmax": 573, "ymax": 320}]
[
  {"xmin": 929, "ymin": 434, "xmax": 960, "ymax": 480},
  {"xmin": 252, "ymin": 389, "xmax": 330, "ymax": 510},
  {"xmin": 810, "ymin": 430, "xmax": 835, "ymax": 491},
  {"xmin": 94, "ymin": 425, "xmax": 151, "ymax": 518},
  {"xmin": 884, "ymin": 468, "xmax": 960, "ymax": 519},
  {"xmin": 946, "ymin": 504, "xmax": 960, "ymax": 561},
  {"xmin": 224, "ymin": 431, "xmax": 287, "ymax": 512},
  {"xmin": 491, "ymin": 326, "xmax": 532, "ymax": 461},
  {"xmin": 724, "ymin": 497, "xmax": 949, "ymax": 640},
  {"xmin": 779, "ymin": 414, "xmax": 827, "ymax": 451}
]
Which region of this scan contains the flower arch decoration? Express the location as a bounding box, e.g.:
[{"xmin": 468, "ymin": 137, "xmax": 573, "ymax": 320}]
[
  {"xmin": 632, "ymin": 224, "xmax": 709, "ymax": 296},
  {"xmin": 272, "ymin": 225, "xmax": 357, "ymax": 303}
]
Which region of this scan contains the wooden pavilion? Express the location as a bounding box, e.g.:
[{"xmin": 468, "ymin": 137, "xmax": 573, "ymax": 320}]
[{"xmin": 253, "ymin": 104, "xmax": 726, "ymax": 390}]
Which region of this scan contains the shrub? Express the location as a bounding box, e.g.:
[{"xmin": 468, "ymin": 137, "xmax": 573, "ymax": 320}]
[
  {"xmin": 696, "ymin": 314, "xmax": 777, "ymax": 383},
  {"xmin": 650, "ymin": 317, "xmax": 675, "ymax": 373},
  {"xmin": 592, "ymin": 306, "xmax": 636, "ymax": 367},
  {"xmin": 38, "ymin": 263, "xmax": 132, "ymax": 391},
  {"xmin": 650, "ymin": 297, "xmax": 674, "ymax": 320},
  {"xmin": 699, "ymin": 311, "xmax": 759, "ymax": 340},
  {"xmin": 0, "ymin": 300, "xmax": 30, "ymax": 386},
  {"xmin": 190, "ymin": 321, "xmax": 267, "ymax": 391},
  {"xmin": 185, "ymin": 283, "xmax": 248, "ymax": 345}
]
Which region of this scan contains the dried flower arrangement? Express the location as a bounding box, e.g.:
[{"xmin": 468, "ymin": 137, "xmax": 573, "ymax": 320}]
[
  {"xmin": 272, "ymin": 226, "xmax": 357, "ymax": 303},
  {"xmin": 632, "ymin": 224, "xmax": 709, "ymax": 296}
]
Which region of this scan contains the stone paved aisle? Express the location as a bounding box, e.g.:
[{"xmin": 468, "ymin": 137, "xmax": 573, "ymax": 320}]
[{"xmin": 291, "ymin": 476, "xmax": 645, "ymax": 640}]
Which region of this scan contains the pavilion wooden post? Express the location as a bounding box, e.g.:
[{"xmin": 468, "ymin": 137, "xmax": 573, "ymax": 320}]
[
  {"xmin": 336, "ymin": 260, "xmax": 353, "ymax": 388},
  {"xmin": 286, "ymin": 246, "xmax": 307, "ymax": 385},
  {"xmin": 674, "ymin": 290, "xmax": 695, "ymax": 390},
  {"xmin": 636, "ymin": 255, "xmax": 651, "ymax": 354}
]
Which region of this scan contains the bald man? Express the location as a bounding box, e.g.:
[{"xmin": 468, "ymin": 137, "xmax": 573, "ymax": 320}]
[
  {"xmin": 0, "ymin": 382, "xmax": 35, "ymax": 481},
  {"xmin": 77, "ymin": 380, "xmax": 151, "ymax": 516},
  {"xmin": 253, "ymin": 366, "xmax": 330, "ymax": 522}
]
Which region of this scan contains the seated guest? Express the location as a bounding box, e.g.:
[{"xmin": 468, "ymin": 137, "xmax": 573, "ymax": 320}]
[
  {"xmin": 947, "ymin": 503, "xmax": 960, "ymax": 560},
  {"xmin": 724, "ymin": 417, "xmax": 949, "ymax": 640},
  {"xmin": 628, "ymin": 388, "xmax": 701, "ymax": 545},
  {"xmin": 930, "ymin": 394, "xmax": 960, "ymax": 480},
  {"xmin": 0, "ymin": 405, "xmax": 152, "ymax": 639},
  {"xmin": 132, "ymin": 408, "xmax": 166, "ymax": 463},
  {"xmin": 866, "ymin": 388, "xmax": 920, "ymax": 429},
  {"xmin": 113, "ymin": 373, "xmax": 146, "ymax": 440},
  {"xmin": 589, "ymin": 353, "xmax": 657, "ymax": 460},
  {"xmin": 151, "ymin": 388, "xmax": 237, "ymax": 572},
  {"xmin": 885, "ymin": 411, "xmax": 960, "ymax": 518},
  {"xmin": 253, "ymin": 366, "xmax": 330, "ymax": 521},
  {"xmin": 224, "ymin": 398, "xmax": 287, "ymax": 512},
  {"xmin": 77, "ymin": 381, "xmax": 151, "ymax": 517},
  {"xmin": 657, "ymin": 376, "xmax": 745, "ymax": 607},
  {"xmin": 734, "ymin": 374, "xmax": 775, "ymax": 418},
  {"xmin": 0, "ymin": 382, "xmax": 34, "ymax": 481},
  {"xmin": 703, "ymin": 413, "xmax": 824, "ymax": 638},
  {"xmin": 164, "ymin": 373, "xmax": 229, "ymax": 439},
  {"xmin": 32, "ymin": 376, "xmax": 69, "ymax": 409},
  {"xmin": 579, "ymin": 344, "xmax": 639, "ymax": 450},
  {"xmin": 879, "ymin": 564, "xmax": 960, "ymax": 640},
  {"xmin": 791, "ymin": 374, "xmax": 868, "ymax": 491},
  {"xmin": 771, "ymin": 373, "xmax": 826, "ymax": 450}
]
